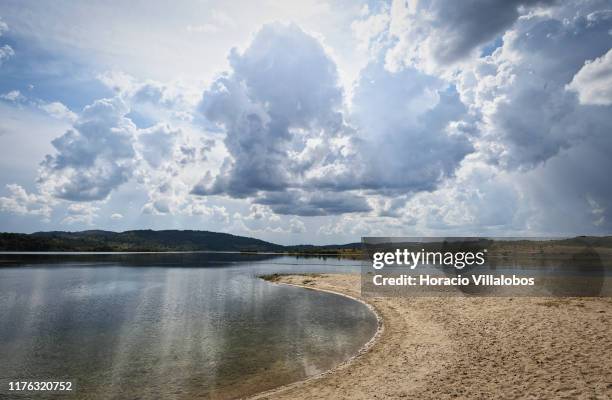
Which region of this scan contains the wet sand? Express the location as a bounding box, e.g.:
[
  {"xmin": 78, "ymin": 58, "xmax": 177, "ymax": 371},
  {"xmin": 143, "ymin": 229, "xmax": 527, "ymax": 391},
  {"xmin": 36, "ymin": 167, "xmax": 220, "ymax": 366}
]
[{"xmin": 252, "ymin": 273, "xmax": 612, "ymax": 399}]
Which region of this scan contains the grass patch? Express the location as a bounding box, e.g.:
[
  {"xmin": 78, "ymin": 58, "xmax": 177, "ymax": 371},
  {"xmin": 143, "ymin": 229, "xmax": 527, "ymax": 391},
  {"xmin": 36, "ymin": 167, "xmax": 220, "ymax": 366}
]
[
  {"xmin": 302, "ymin": 273, "xmax": 324, "ymax": 278},
  {"xmin": 260, "ymin": 273, "xmax": 283, "ymax": 282},
  {"xmin": 260, "ymin": 273, "xmax": 325, "ymax": 283}
]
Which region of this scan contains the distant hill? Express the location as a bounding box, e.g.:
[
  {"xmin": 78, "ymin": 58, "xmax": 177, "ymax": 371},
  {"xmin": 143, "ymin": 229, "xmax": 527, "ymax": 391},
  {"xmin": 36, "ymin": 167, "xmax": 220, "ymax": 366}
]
[
  {"xmin": 0, "ymin": 229, "xmax": 364, "ymax": 253},
  {"xmin": 2, "ymin": 231, "xmax": 612, "ymax": 254},
  {"xmin": 0, "ymin": 230, "xmax": 289, "ymax": 252}
]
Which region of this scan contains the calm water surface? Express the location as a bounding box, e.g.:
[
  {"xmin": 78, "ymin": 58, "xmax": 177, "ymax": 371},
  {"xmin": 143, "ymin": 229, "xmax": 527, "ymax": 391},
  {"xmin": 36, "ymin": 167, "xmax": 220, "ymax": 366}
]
[{"xmin": 0, "ymin": 253, "xmax": 377, "ymax": 399}]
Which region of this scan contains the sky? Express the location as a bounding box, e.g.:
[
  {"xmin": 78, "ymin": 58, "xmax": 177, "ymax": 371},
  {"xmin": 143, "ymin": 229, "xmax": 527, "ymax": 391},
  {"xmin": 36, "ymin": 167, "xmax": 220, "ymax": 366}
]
[{"xmin": 0, "ymin": 0, "xmax": 611, "ymax": 245}]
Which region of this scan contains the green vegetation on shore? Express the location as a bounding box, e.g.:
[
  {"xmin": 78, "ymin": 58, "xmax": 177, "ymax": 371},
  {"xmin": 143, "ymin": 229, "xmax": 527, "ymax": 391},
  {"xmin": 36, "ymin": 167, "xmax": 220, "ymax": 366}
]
[
  {"xmin": 0, "ymin": 230, "xmax": 361, "ymax": 254},
  {"xmin": 2, "ymin": 230, "xmax": 612, "ymax": 258}
]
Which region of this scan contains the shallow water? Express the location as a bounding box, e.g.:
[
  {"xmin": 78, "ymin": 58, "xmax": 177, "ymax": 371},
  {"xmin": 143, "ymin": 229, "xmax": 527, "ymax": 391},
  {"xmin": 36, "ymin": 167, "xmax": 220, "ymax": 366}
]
[{"xmin": 0, "ymin": 253, "xmax": 378, "ymax": 399}]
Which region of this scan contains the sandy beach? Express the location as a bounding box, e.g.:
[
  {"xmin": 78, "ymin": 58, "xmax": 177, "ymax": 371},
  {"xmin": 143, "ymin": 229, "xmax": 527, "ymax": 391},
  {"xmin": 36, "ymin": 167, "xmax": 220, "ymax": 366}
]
[{"xmin": 253, "ymin": 273, "xmax": 612, "ymax": 400}]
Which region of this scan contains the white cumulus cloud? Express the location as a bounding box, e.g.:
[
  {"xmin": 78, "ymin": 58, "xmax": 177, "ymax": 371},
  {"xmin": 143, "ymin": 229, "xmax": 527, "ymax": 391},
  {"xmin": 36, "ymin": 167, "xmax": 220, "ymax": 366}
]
[{"xmin": 567, "ymin": 48, "xmax": 612, "ymax": 106}]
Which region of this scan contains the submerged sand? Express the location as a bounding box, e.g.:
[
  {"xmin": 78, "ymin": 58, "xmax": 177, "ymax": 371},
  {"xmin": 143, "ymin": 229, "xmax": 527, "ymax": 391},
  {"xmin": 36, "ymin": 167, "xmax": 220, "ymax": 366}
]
[{"xmin": 252, "ymin": 273, "xmax": 612, "ymax": 400}]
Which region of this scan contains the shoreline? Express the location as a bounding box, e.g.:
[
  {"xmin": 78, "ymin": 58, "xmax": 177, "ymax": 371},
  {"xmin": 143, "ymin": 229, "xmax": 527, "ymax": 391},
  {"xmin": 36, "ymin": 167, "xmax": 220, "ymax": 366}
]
[
  {"xmin": 249, "ymin": 276, "xmax": 385, "ymax": 400},
  {"xmin": 252, "ymin": 273, "xmax": 612, "ymax": 399}
]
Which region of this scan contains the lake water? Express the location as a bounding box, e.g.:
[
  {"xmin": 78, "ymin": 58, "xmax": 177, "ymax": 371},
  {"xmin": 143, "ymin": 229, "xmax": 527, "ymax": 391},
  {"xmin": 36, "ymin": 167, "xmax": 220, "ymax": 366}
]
[{"xmin": 0, "ymin": 253, "xmax": 377, "ymax": 399}]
